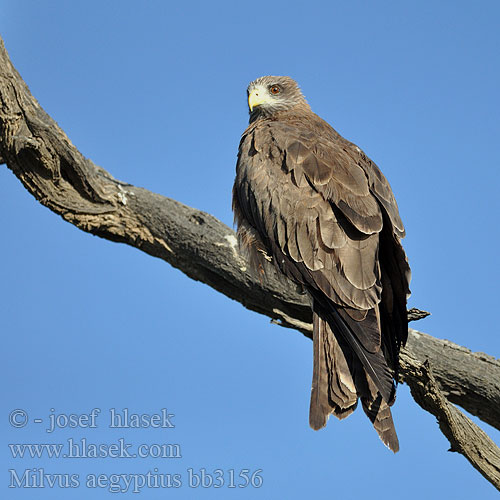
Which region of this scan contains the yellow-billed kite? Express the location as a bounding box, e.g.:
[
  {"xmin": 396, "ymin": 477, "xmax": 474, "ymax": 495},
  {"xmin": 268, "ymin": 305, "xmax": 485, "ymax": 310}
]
[{"xmin": 233, "ymin": 76, "xmax": 411, "ymax": 452}]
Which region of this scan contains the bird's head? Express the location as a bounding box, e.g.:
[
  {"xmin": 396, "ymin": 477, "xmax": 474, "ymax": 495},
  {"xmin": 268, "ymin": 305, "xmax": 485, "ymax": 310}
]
[{"xmin": 247, "ymin": 76, "xmax": 308, "ymax": 120}]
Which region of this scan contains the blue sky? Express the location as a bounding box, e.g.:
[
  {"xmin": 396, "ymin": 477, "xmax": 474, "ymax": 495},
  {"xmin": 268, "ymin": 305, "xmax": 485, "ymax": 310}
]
[{"xmin": 1, "ymin": 1, "xmax": 499, "ymax": 498}]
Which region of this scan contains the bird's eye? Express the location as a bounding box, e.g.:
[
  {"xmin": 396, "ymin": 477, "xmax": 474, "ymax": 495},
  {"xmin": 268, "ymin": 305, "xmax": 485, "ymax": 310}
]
[{"xmin": 270, "ymin": 85, "xmax": 281, "ymax": 95}]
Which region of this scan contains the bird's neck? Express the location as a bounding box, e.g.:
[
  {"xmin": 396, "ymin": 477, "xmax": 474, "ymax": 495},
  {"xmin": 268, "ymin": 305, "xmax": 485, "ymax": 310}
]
[{"xmin": 249, "ymin": 102, "xmax": 312, "ymax": 124}]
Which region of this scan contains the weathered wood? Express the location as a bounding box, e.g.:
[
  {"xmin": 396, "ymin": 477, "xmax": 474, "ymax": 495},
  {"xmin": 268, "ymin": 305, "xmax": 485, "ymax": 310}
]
[
  {"xmin": 404, "ymin": 329, "xmax": 500, "ymax": 432},
  {"xmin": 1, "ymin": 35, "xmax": 499, "ymax": 488},
  {"xmin": 401, "ymin": 355, "xmax": 500, "ymax": 491}
]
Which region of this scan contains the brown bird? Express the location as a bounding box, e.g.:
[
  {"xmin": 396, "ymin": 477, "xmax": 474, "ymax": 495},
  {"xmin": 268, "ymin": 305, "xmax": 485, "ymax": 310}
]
[{"xmin": 232, "ymin": 76, "xmax": 411, "ymax": 452}]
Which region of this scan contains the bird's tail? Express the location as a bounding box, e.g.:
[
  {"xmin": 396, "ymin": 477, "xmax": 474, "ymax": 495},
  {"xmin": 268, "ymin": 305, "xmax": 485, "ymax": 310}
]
[
  {"xmin": 309, "ymin": 312, "xmax": 358, "ymax": 430},
  {"xmin": 309, "ymin": 311, "xmax": 399, "ymax": 452}
]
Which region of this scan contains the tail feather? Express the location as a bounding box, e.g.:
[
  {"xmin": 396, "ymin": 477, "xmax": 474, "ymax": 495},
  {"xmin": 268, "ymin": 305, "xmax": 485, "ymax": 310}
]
[
  {"xmin": 310, "ymin": 313, "xmax": 333, "ymax": 430},
  {"xmin": 362, "ymin": 376, "xmax": 399, "ymax": 452},
  {"xmin": 309, "ymin": 302, "xmax": 400, "ymax": 452},
  {"xmin": 309, "ymin": 313, "xmax": 357, "ymax": 429}
]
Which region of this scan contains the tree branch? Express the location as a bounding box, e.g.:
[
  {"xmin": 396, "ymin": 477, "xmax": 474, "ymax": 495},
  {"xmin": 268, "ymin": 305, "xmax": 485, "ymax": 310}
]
[
  {"xmin": 401, "ymin": 355, "xmax": 500, "ymax": 490},
  {"xmin": 1, "ymin": 36, "xmax": 498, "ymax": 490}
]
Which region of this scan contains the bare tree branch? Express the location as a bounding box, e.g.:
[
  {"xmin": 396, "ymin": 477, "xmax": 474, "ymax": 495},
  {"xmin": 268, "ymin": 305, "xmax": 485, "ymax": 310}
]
[
  {"xmin": 402, "ymin": 329, "xmax": 500, "ymax": 432},
  {"xmin": 401, "ymin": 355, "xmax": 500, "ymax": 490},
  {"xmin": 1, "ymin": 36, "xmax": 499, "ymax": 489}
]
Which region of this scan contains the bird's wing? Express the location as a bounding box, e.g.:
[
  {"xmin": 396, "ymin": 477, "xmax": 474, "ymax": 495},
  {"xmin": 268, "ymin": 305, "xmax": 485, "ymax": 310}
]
[
  {"xmin": 341, "ymin": 140, "xmax": 406, "ymax": 238},
  {"xmin": 285, "ymin": 122, "xmax": 411, "ymax": 367}
]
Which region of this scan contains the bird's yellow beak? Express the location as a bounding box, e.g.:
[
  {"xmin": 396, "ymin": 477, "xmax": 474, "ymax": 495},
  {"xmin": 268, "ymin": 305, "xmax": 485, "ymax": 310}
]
[{"xmin": 248, "ymin": 88, "xmax": 267, "ymax": 112}]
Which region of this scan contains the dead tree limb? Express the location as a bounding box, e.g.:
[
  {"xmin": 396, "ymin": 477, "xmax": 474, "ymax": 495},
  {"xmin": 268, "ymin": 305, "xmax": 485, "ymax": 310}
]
[
  {"xmin": 0, "ymin": 36, "xmax": 498, "ymax": 490},
  {"xmin": 400, "ymin": 355, "xmax": 500, "ymax": 490}
]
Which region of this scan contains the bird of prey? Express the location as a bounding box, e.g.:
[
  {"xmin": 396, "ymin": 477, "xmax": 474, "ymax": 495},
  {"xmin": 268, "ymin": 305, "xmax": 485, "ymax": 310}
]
[{"xmin": 232, "ymin": 76, "xmax": 411, "ymax": 452}]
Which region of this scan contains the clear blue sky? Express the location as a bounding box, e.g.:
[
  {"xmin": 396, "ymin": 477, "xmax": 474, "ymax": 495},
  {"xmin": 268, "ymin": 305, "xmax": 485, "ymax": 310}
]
[{"xmin": 1, "ymin": 1, "xmax": 499, "ymax": 498}]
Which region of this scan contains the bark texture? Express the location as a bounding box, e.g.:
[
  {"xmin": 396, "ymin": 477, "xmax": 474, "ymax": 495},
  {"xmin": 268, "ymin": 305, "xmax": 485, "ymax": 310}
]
[{"xmin": 0, "ymin": 37, "xmax": 498, "ymax": 490}]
